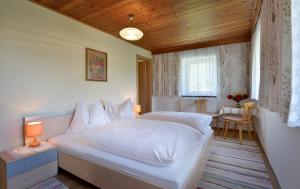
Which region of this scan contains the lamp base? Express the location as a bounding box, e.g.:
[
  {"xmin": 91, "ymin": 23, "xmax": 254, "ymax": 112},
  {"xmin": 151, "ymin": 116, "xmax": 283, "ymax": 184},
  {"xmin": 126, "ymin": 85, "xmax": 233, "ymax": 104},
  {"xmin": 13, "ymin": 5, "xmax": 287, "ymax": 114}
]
[{"xmin": 29, "ymin": 137, "xmax": 40, "ymax": 148}]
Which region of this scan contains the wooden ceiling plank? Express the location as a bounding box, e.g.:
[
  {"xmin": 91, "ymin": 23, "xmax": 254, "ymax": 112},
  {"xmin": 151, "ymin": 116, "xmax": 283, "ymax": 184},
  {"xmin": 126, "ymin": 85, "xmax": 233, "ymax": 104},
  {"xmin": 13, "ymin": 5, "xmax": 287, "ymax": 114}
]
[
  {"xmin": 30, "ymin": 0, "xmax": 258, "ymax": 52},
  {"xmin": 151, "ymin": 35, "xmax": 250, "ymax": 54},
  {"xmin": 251, "ymin": 0, "xmax": 263, "ymax": 33},
  {"xmin": 141, "ymin": 29, "xmax": 251, "ymax": 51}
]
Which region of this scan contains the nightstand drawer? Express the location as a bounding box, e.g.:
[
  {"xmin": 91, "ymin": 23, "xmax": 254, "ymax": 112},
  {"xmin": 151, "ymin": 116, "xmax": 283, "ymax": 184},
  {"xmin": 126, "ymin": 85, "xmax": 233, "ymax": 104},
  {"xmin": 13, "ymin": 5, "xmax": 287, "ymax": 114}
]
[
  {"xmin": 7, "ymin": 161, "xmax": 57, "ymax": 189},
  {"xmin": 7, "ymin": 149, "xmax": 57, "ymax": 178}
]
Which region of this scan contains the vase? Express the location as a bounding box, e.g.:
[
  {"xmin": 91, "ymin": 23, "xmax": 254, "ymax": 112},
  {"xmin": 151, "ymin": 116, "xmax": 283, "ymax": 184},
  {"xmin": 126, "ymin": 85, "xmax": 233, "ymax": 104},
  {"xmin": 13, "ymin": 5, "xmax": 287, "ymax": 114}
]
[{"xmin": 236, "ymin": 102, "xmax": 241, "ymax": 108}]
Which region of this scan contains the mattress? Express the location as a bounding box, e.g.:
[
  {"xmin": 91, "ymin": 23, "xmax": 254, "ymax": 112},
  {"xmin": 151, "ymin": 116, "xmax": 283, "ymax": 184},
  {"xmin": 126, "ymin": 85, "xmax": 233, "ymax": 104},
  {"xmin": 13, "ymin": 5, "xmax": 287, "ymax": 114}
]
[{"xmin": 49, "ymin": 129, "xmax": 212, "ymax": 189}]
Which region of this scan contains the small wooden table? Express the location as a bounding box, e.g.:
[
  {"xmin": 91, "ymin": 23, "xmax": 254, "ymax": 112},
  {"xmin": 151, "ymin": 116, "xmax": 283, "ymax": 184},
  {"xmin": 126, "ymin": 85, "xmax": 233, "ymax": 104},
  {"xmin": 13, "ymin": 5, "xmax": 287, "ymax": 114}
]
[
  {"xmin": 220, "ymin": 107, "xmax": 245, "ymax": 115},
  {"xmin": 219, "ymin": 106, "xmax": 258, "ymax": 116}
]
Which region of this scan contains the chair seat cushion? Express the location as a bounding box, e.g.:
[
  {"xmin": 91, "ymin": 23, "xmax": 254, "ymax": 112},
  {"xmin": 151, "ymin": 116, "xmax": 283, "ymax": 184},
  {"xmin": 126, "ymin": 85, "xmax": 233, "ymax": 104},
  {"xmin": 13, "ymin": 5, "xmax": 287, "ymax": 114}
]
[{"xmin": 223, "ymin": 115, "xmax": 243, "ymax": 122}]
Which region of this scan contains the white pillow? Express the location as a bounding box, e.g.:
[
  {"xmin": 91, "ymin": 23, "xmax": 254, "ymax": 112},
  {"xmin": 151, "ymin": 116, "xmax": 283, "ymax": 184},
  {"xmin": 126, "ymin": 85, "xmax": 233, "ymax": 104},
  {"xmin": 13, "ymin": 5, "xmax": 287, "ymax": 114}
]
[
  {"xmin": 67, "ymin": 102, "xmax": 89, "ymax": 134},
  {"xmin": 89, "ymin": 102, "xmax": 111, "ymax": 127},
  {"xmin": 105, "ymin": 98, "xmax": 134, "ymax": 121}
]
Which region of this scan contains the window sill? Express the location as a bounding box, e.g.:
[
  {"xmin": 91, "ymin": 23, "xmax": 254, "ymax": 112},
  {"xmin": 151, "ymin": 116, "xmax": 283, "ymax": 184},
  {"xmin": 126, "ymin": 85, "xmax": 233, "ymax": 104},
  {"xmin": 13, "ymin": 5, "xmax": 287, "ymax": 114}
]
[{"xmin": 180, "ymin": 96, "xmax": 217, "ymax": 98}]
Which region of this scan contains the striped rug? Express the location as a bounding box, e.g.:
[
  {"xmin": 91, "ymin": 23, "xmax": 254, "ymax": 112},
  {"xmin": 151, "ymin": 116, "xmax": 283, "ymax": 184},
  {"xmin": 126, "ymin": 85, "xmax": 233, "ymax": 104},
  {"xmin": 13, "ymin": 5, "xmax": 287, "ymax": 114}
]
[
  {"xmin": 198, "ymin": 136, "xmax": 273, "ymax": 189},
  {"xmin": 31, "ymin": 177, "xmax": 69, "ymax": 189}
]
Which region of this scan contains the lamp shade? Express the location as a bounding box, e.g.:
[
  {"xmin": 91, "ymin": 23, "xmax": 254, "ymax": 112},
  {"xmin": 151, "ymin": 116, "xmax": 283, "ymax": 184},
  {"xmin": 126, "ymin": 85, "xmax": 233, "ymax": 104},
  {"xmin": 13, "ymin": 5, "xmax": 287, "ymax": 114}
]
[
  {"xmin": 119, "ymin": 27, "xmax": 143, "ymax": 41},
  {"xmin": 26, "ymin": 121, "xmax": 43, "ymax": 137},
  {"xmin": 134, "ymin": 105, "xmax": 141, "ymax": 113}
]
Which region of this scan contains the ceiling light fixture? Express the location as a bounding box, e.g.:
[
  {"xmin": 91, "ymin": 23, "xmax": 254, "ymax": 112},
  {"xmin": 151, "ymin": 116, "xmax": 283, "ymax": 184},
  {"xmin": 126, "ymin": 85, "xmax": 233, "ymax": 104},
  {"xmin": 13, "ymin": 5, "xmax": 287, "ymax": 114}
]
[{"xmin": 120, "ymin": 14, "xmax": 143, "ymax": 41}]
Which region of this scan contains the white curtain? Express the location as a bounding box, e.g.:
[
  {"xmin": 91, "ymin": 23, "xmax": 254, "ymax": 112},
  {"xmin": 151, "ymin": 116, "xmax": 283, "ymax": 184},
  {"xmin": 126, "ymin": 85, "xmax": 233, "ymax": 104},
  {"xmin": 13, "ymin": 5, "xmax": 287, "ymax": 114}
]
[
  {"xmin": 179, "ymin": 47, "xmax": 218, "ymax": 96},
  {"xmin": 250, "ymin": 17, "xmax": 261, "ymax": 100},
  {"xmin": 288, "ymin": 0, "xmax": 300, "ymax": 127}
]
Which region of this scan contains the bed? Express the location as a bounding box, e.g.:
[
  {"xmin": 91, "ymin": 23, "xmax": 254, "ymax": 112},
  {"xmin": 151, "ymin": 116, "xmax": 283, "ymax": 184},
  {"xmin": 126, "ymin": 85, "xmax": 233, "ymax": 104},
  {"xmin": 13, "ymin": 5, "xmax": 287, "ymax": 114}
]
[{"xmin": 24, "ymin": 111, "xmax": 213, "ymax": 189}]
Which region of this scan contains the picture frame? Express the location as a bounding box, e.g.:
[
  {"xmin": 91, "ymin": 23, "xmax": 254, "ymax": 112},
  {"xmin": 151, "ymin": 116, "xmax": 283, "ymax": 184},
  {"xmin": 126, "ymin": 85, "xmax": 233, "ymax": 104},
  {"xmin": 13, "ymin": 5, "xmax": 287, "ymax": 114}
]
[{"xmin": 86, "ymin": 48, "xmax": 107, "ymax": 81}]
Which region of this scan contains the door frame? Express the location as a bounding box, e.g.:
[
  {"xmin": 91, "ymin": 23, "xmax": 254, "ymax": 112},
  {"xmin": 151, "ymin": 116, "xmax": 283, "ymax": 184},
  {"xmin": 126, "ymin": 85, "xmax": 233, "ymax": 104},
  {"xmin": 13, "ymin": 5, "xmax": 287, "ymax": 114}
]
[{"xmin": 136, "ymin": 54, "xmax": 152, "ymax": 113}]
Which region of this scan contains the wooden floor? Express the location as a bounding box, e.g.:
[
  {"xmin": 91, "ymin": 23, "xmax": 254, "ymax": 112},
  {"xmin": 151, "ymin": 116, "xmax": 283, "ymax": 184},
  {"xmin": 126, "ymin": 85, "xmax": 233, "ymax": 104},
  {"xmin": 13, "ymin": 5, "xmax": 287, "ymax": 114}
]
[
  {"xmin": 55, "ymin": 129, "xmax": 281, "ymax": 189},
  {"xmin": 56, "ymin": 169, "xmax": 96, "ymax": 189}
]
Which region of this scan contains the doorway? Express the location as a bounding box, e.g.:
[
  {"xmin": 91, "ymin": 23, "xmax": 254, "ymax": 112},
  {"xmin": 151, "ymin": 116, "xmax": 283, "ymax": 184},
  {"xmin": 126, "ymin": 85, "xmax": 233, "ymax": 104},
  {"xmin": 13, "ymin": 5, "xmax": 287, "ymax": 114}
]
[{"xmin": 136, "ymin": 55, "xmax": 152, "ymax": 114}]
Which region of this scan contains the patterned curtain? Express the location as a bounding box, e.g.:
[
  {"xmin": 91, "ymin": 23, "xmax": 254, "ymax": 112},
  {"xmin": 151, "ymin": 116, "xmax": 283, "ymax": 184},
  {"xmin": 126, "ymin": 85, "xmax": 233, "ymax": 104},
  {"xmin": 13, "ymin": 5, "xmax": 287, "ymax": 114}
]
[
  {"xmin": 152, "ymin": 52, "xmax": 179, "ymax": 96},
  {"xmin": 219, "ymin": 43, "xmax": 250, "ymax": 105},
  {"xmin": 258, "ymin": 0, "xmax": 292, "ymax": 122}
]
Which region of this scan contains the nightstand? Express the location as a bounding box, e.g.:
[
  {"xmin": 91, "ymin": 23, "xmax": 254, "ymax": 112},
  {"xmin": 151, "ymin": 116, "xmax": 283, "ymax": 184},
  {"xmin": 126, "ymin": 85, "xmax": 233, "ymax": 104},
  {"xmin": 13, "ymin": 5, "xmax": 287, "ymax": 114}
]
[{"xmin": 0, "ymin": 142, "xmax": 58, "ymax": 189}]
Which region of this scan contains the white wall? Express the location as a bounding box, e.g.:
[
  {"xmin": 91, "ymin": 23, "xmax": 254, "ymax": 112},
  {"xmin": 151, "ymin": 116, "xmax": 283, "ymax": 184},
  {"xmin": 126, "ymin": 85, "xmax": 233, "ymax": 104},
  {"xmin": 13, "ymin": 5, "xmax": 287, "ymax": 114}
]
[
  {"xmin": 152, "ymin": 96, "xmax": 219, "ymax": 113},
  {"xmin": 152, "ymin": 96, "xmax": 181, "ymax": 112},
  {"xmin": 257, "ymin": 108, "xmax": 300, "ymax": 189},
  {"xmin": 0, "ymin": 0, "xmax": 151, "ymax": 151}
]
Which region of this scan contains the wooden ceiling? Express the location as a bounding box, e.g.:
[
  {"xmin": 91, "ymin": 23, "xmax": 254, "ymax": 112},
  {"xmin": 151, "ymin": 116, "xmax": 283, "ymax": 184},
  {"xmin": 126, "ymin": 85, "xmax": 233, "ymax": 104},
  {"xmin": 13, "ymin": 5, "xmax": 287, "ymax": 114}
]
[{"xmin": 31, "ymin": 0, "xmax": 261, "ymax": 54}]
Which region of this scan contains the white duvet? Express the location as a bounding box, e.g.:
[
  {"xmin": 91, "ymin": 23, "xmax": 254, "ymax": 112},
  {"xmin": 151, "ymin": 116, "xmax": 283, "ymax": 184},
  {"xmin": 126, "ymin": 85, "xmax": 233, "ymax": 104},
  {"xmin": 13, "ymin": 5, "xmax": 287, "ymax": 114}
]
[
  {"xmin": 83, "ymin": 119, "xmax": 202, "ymax": 167},
  {"xmin": 139, "ymin": 111, "xmax": 212, "ymax": 134}
]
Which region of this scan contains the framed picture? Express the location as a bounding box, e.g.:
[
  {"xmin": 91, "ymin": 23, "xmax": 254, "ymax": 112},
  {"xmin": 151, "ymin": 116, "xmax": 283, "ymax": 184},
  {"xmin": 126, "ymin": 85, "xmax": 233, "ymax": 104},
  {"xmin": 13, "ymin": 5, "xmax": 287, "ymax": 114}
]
[{"xmin": 86, "ymin": 48, "xmax": 107, "ymax": 81}]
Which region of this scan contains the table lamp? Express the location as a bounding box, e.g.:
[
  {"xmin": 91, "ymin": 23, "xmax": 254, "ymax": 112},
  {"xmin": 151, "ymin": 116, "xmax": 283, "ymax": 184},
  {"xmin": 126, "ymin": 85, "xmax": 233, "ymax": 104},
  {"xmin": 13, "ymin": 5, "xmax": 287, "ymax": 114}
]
[
  {"xmin": 134, "ymin": 105, "xmax": 141, "ymax": 115},
  {"xmin": 26, "ymin": 121, "xmax": 43, "ymax": 147}
]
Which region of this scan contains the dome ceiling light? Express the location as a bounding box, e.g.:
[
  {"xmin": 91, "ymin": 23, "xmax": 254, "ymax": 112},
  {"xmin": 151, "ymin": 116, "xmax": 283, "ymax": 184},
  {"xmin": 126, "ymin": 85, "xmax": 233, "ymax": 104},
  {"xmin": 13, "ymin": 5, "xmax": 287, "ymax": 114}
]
[{"xmin": 119, "ymin": 14, "xmax": 143, "ymax": 41}]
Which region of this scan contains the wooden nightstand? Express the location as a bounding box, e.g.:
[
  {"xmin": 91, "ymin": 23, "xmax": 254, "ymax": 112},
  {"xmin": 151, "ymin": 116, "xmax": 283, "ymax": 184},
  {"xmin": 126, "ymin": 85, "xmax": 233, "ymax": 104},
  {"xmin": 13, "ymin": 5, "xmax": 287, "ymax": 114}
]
[{"xmin": 0, "ymin": 142, "xmax": 58, "ymax": 189}]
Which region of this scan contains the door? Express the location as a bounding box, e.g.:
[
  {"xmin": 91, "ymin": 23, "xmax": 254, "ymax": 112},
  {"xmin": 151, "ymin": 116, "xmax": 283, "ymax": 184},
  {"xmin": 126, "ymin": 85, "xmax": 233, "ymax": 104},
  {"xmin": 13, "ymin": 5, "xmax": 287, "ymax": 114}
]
[{"xmin": 137, "ymin": 55, "xmax": 152, "ymax": 114}]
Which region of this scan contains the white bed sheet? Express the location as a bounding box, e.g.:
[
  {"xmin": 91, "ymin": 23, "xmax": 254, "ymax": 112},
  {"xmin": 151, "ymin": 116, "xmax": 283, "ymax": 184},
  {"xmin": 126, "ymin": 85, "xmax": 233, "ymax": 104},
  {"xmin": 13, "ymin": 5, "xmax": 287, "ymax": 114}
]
[{"xmin": 49, "ymin": 130, "xmax": 212, "ymax": 189}]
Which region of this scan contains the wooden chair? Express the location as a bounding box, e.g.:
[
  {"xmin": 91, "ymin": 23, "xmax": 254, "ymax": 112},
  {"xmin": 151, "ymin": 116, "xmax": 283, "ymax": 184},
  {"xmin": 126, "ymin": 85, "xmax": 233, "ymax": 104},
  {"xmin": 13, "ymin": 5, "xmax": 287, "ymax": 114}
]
[
  {"xmin": 195, "ymin": 99, "xmax": 220, "ymax": 134},
  {"xmin": 222, "ymin": 102, "xmax": 256, "ymax": 144}
]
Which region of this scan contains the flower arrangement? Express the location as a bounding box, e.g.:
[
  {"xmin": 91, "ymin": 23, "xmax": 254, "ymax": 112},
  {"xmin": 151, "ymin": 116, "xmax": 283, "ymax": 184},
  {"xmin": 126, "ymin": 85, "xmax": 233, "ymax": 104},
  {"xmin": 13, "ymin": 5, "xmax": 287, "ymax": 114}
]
[{"xmin": 227, "ymin": 93, "xmax": 249, "ymax": 108}]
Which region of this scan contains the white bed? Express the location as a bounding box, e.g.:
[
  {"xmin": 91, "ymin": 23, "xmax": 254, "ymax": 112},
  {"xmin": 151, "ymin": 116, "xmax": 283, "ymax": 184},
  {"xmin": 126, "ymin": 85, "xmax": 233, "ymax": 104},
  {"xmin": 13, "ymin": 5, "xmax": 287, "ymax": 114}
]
[
  {"xmin": 49, "ymin": 129, "xmax": 212, "ymax": 189},
  {"xmin": 24, "ymin": 111, "xmax": 213, "ymax": 189}
]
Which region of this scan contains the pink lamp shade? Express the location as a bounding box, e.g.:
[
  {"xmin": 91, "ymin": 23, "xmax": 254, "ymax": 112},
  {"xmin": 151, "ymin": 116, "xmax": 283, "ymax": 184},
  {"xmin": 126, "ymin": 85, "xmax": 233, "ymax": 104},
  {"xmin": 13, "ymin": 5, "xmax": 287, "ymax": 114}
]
[{"xmin": 26, "ymin": 121, "xmax": 43, "ymax": 147}]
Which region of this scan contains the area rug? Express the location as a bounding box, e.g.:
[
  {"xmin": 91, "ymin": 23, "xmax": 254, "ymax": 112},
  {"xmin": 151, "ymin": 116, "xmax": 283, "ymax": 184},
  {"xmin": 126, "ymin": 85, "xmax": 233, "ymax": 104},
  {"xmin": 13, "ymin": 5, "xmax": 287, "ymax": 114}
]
[
  {"xmin": 30, "ymin": 177, "xmax": 69, "ymax": 189},
  {"xmin": 198, "ymin": 136, "xmax": 273, "ymax": 189}
]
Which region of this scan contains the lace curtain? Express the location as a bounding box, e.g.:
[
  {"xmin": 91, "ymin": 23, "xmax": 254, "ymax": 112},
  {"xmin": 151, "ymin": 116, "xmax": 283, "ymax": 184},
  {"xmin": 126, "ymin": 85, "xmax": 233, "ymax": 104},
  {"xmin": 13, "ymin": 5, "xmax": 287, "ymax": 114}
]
[
  {"xmin": 179, "ymin": 47, "xmax": 218, "ymax": 97},
  {"xmin": 288, "ymin": 0, "xmax": 300, "ymax": 127}
]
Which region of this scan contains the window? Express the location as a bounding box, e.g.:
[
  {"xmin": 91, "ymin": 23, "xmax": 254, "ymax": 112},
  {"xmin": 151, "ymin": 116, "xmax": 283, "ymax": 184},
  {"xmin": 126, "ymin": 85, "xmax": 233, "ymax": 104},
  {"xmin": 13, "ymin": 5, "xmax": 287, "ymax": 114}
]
[
  {"xmin": 288, "ymin": 0, "xmax": 300, "ymax": 127},
  {"xmin": 251, "ymin": 17, "xmax": 261, "ymax": 100},
  {"xmin": 179, "ymin": 53, "xmax": 217, "ymax": 97}
]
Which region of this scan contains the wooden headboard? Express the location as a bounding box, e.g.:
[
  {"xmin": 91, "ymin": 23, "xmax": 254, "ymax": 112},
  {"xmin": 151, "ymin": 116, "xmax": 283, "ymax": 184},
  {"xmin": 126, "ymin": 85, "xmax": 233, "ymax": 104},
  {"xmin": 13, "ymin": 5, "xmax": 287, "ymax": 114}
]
[{"xmin": 23, "ymin": 111, "xmax": 74, "ymax": 146}]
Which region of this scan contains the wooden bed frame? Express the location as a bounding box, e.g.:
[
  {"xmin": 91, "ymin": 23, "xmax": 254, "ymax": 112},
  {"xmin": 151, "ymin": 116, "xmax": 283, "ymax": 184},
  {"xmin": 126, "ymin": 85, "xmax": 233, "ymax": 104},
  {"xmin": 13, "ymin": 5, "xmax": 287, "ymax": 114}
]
[{"xmin": 24, "ymin": 112, "xmax": 213, "ymax": 189}]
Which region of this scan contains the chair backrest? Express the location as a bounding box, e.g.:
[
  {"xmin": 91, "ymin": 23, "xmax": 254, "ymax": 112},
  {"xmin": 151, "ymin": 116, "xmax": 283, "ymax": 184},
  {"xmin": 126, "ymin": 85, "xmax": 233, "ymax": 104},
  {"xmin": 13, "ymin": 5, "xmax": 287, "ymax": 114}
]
[
  {"xmin": 195, "ymin": 99, "xmax": 207, "ymax": 113},
  {"xmin": 242, "ymin": 102, "xmax": 255, "ymax": 121}
]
